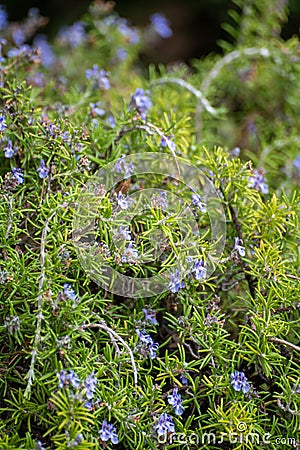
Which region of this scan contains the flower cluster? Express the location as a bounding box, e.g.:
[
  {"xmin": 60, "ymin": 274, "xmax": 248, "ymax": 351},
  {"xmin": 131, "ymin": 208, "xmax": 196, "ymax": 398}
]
[
  {"xmin": 114, "ymin": 155, "xmax": 135, "ymax": 178},
  {"xmin": 143, "ymin": 308, "xmax": 158, "ymax": 325},
  {"xmin": 86, "ymin": 65, "xmax": 110, "ymax": 90},
  {"xmin": 248, "ymin": 169, "xmax": 269, "ymax": 194},
  {"xmin": 136, "ymin": 329, "xmax": 159, "ymax": 359},
  {"xmin": 130, "ymin": 88, "xmax": 152, "ymax": 120},
  {"xmin": 191, "ymin": 193, "xmax": 207, "ymax": 213},
  {"xmin": 99, "ymin": 420, "xmax": 119, "ymax": 445},
  {"xmin": 150, "ymin": 13, "xmax": 173, "ymax": 39},
  {"xmin": 191, "ymin": 259, "xmax": 207, "ymax": 280},
  {"xmin": 230, "ymin": 371, "xmax": 251, "ymax": 394},
  {"xmin": 169, "ymin": 268, "xmax": 185, "ymax": 293},
  {"xmin": 154, "ymin": 413, "xmax": 175, "ymax": 437},
  {"xmin": 167, "ymin": 387, "xmax": 184, "ymax": 415},
  {"xmin": 233, "ymin": 237, "xmax": 245, "ymax": 257}
]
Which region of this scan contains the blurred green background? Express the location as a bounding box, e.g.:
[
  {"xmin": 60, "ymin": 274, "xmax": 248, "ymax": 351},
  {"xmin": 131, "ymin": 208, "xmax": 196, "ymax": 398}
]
[{"xmin": 1, "ymin": 0, "xmax": 300, "ymax": 63}]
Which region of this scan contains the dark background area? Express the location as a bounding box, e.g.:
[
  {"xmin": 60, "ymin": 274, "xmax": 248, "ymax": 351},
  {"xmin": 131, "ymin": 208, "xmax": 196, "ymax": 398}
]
[{"xmin": 1, "ymin": 0, "xmax": 300, "ymax": 63}]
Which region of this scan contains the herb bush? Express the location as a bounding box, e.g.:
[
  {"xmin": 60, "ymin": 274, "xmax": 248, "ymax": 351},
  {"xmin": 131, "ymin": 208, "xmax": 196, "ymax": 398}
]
[{"xmin": 0, "ymin": 1, "xmax": 300, "ymax": 449}]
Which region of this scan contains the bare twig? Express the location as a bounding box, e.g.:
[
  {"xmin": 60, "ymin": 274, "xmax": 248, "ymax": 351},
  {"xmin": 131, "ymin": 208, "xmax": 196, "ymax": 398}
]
[
  {"xmin": 270, "ymin": 337, "xmax": 300, "ymax": 353},
  {"xmin": 24, "ymin": 210, "xmax": 56, "ymax": 397},
  {"xmin": 79, "ymin": 321, "xmax": 138, "ymax": 386}
]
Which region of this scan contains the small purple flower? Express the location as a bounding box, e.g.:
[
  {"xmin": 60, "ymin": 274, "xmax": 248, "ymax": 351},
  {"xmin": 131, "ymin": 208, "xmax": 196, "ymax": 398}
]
[
  {"xmin": 234, "ymin": 237, "xmax": 245, "ymax": 257},
  {"xmin": 116, "ymin": 191, "xmax": 132, "ymax": 210},
  {"xmin": 117, "ymin": 18, "xmax": 140, "ymax": 45},
  {"xmin": 34, "ymin": 35, "xmax": 55, "ymax": 68},
  {"xmin": 12, "ymin": 168, "xmax": 24, "ymax": 184},
  {"xmin": 113, "ymin": 225, "xmax": 132, "ymax": 242},
  {"xmin": 58, "ymin": 21, "xmax": 86, "ymax": 48},
  {"xmin": 248, "ymin": 169, "xmax": 269, "ymax": 194},
  {"xmin": 167, "ymin": 387, "xmax": 184, "ymax": 415},
  {"xmin": 169, "ymin": 269, "xmax": 185, "ymax": 293},
  {"xmin": 143, "ymin": 308, "xmax": 158, "ymax": 325},
  {"xmin": 191, "ymin": 193, "xmax": 207, "ymax": 213},
  {"xmin": 69, "ymin": 434, "xmax": 83, "ymax": 446},
  {"xmin": 63, "ymin": 283, "xmax": 77, "ymax": 301},
  {"xmin": 150, "ymin": 13, "xmax": 173, "ymax": 39},
  {"xmin": 130, "ymin": 88, "xmax": 152, "ymax": 120},
  {"xmin": 136, "ymin": 329, "xmax": 159, "ymax": 359},
  {"xmin": 160, "ymin": 135, "xmax": 176, "ymax": 152},
  {"xmin": 0, "ymin": 5, "xmax": 8, "ymax": 31},
  {"xmin": 114, "ymin": 155, "xmax": 135, "ymax": 178},
  {"xmin": 68, "ymin": 370, "xmax": 80, "ymax": 389},
  {"xmin": 12, "ymin": 26, "xmax": 26, "ymax": 46},
  {"xmin": 37, "ymin": 159, "xmax": 49, "ymax": 179},
  {"xmin": 149, "ymin": 341, "xmax": 159, "ymax": 359},
  {"xmin": 180, "ymin": 374, "xmax": 188, "ymax": 385},
  {"xmin": 154, "ymin": 413, "xmax": 175, "ymax": 437},
  {"xmin": 121, "ymin": 241, "xmax": 139, "ymax": 264},
  {"xmin": 3, "ymin": 140, "xmax": 17, "ymax": 158},
  {"xmin": 0, "ymin": 115, "xmax": 7, "ymax": 132},
  {"xmin": 115, "ymin": 47, "xmax": 127, "ymax": 61},
  {"xmin": 7, "ymin": 44, "xmax": 32, "ymax": 58},
  {"xmin": 192, "ymin": 259, "xmax": 207, "ymax": 280},
  {"xmin": 151, "ymin": 192, "xmax": 168, "ymax": 211},
  {"xmin": 57, "ymin": 370, "xmax": 68, "ymax": 388},
  {"xmin": 89, "ymin": 102, "xmax": 105, "ymax": 117},
  {"xmin": 36, "ymin": 441, "xmax": 46, "ymax": 450},
  {"xmin": 86, "ymin": 65, "xmax": 110, "ymax": 90},
  {"xmin": 84, "ymin": 372, "xmax": 97, "ymax": 400},
  {"xmin": 230, "ymin": 370, "xmax": 250, "ymax": 394},
  {"xmin": 293, "ymin": 155, "xmax": 300, "ymax": 171},
  {"xmin": 99, "ymin": 420, "xmax": 119, "ymax": 444},
  {"xmin": 106, "ymin": 115, "xmax": 116, "ymax": 128}
]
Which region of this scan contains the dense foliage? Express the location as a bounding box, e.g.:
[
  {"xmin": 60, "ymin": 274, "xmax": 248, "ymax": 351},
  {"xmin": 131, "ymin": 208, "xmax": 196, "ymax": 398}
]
[{"xmin": 0, "ymin": 1, "xmax": 300, "ymax": 449}]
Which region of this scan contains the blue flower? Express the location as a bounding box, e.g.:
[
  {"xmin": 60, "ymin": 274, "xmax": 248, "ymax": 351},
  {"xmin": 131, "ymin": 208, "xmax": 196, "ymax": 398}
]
[
  {"xmin": 121, "ymin": 241, "xmax": 139, "ymax": 264},
  {"xmin": 150, "ymin": 13, "xmax": 173, "ymax": 39},
  {"xmin": 234, "ymin": 237, "xmax": 245, "ymax": 257},
  {"xmin": 34, "ymin": 35, "xmax": 55, "ymax": 68},
  {"xmin": 293, "ymin": 155, "xmax": 300, "ymax": 171},
  {"xmin": 86, "ymin": 65, "xmax": 110, "ymax": 90},
  {"xmin": 130, "ymin": 88, "xmax": 152, "ymax": 120},
  {"xmin": 117, "ymin": 18, "xmax": 140, "ymax": 44},
  {"xmin": 151, "ymin": 191, "xmax": 168, "ymax": 211},
  {"xmin": 149, "ymin": 341, "xmax": 159, "ymax": 359},
  {"xmin": 58, "ymin": 21, "xmax": 86, "ymax": 48},
  {"xmin": 0, "ymin": 115, "xmax": 7, "ymax": 132},
  {"xmin": 113, "ymin": 225, "xmax": 132, "ymax": 242},
  {"xmin": 36, "ymin": 441, "xmax": 46, "ymax": 450},
  {"xmin": 154, "ymin": 413, "xmax": 175, "ymax": 436},
  {"xmin": 248, "ymin": 169, "xmax": 269, "ymax": 194},
  {"xmin": 191, "ymin": 193, "xmax": 207, "ymax": 213},
  {"xmin": 99, "ymin": 420, "xmax": 119, "ymax": 444},
  {"xmin": 0, "ymin": 5, "xmax": 8, "ymax": 31},
  {"xmin": 230, "ymin": 370, "xmax": 250, "ymax": 394},
  {"xmin": 169, "ymin": 269, "xmax": 185, "ymax": 293},
  {"xmin": 136, "ymin": 329, "xmax": 159, "ymax": 359},
  {"xmin": 192, "ymin": 259, "xmax": 207, "ymax": 280},
  {"xmin": 180, "ymin": 374, "xmax": 188, "ymax": 385},
  {"xmin": 167, "ymin": 387, "xmax": 184, "ymax": 415},
  {"xmin": 69, "ymin": 434, "xmax": 83, "ymax": 446},
  {"xmin": 116, "ymin": 191, "xmax": 132, "ymax": 210},
  {"xmin": 63, "ymin": 283, "xmax": 77, "ymax": 301},
  {"xmin": 37, "ymin": 159, "xmax": 49, "ymax": 179},
  {"xmin": 114, "ymin": 155, "xmax": 135, "ymax": 178},
  {"xmin": 57, "ymin": 369, "xmax": 80, "ymax": 389},
  {"xmin": 12, "ymin": 168, "xmax": 24, "ymax": 184},
  {"xmin": 89, "ymin": 102, "xmax": 105, "ymax": 117},
  {"xmin": 143, "ymin": 308, "xmax": 158, "ymax": 325},
  {"xmin": 12, "ymin": 26, "xmax": 26, "ymax": 46},
  {"xmin": 84, "ymin": 372, "xmax": 97, "ymax": 400},
  {"xmin": 3, "ymin": 140, "xmax": 17, "ymax": 158}
]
